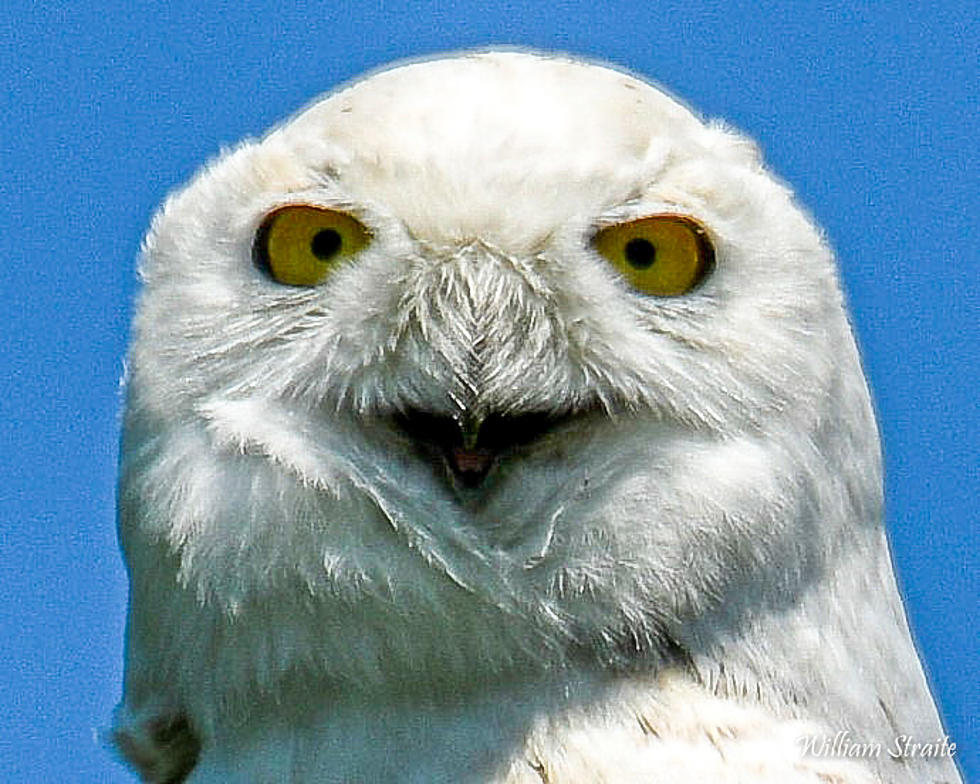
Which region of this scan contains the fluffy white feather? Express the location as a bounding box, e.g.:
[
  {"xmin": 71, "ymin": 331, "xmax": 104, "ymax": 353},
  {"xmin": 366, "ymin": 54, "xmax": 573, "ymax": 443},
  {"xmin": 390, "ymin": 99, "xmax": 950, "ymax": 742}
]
[{"xmin": 113, "ymin": 51, "xmax": 960, "ymax": 783}]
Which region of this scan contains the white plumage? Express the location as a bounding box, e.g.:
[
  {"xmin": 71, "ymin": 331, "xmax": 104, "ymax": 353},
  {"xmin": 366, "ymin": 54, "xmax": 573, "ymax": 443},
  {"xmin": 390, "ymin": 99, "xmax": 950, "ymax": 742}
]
[{"xmin": 113, "ymin": 52, "xmax": 960, "ymax": 783}]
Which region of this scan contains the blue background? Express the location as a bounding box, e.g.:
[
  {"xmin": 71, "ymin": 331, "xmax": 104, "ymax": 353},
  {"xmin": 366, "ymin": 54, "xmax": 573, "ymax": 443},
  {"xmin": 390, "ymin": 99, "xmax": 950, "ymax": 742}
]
[{"xmin": 1, "ymin": 2, "xmax": 975, "ymax": 781}]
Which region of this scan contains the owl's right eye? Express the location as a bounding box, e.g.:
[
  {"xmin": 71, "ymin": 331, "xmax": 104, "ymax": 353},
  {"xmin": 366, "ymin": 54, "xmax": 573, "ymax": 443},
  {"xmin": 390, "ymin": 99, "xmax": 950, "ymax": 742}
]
[{"xmin": 254, "ymin": 205, "xmax": 371, "ymax": 287}]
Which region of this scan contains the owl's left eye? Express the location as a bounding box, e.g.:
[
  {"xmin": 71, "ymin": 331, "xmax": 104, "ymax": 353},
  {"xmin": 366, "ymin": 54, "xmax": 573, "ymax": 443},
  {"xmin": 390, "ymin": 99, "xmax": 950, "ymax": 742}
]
[
  {"xmin": 592, "ymin": 215, "xmax": 714, "ymax": 296},
  {"xmin": 254, "ymin": 205, "xmax": 371, "ymax": 287}
]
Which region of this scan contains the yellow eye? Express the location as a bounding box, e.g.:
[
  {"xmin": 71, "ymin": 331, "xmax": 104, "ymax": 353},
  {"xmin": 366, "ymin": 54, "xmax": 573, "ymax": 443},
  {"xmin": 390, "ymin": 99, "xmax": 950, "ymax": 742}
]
[
  {"xmin": 255, "ymin": 205, "xmax": 371, "ymax": 287},
  {"xmin": 592, "ymin": 215, "xmax": 714, "ymax": 296}
]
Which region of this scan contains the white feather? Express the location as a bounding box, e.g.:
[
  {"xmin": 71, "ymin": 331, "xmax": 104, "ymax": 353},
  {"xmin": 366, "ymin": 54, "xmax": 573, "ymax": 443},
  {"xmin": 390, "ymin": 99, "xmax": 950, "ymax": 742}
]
[{"xmin": 113, "ymin": 51, "xmax": 959, "ymax": 783}]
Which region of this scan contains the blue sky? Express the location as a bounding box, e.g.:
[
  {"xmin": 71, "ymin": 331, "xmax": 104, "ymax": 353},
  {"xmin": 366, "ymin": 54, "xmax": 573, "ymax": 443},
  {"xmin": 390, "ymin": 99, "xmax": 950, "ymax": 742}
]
[{"xmin": 1, "ymin": 1, "xmax": 976, "ymax": 780}]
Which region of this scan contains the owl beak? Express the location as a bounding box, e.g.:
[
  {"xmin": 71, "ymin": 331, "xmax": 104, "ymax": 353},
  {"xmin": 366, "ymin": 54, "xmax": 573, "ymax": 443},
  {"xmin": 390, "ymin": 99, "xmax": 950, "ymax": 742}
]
[
  {"xmin": 460, "ymin": 413, "xmax": 483, "ymax": 450},
  {"xmin": 392, "ymin": 408, "xmax": 562, "ymax": 490},
  {"xmin": 449, "ymin": 414, "xmax": 495, "ymax": 486}
]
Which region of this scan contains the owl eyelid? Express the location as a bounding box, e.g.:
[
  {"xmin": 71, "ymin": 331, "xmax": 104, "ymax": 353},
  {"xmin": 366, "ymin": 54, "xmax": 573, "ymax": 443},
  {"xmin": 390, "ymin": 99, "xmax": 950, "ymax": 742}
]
[
  {"xmin": 255, "ymin": 202, "xmax": 373, "ymax": 228},
  {"xmin": 589, "ymin": 211, "xmax": 709, "ymax": 234}
]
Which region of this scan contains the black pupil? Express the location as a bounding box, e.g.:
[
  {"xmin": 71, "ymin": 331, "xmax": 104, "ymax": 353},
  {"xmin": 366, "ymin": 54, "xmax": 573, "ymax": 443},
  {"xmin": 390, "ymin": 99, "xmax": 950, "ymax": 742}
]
[
  {"xmin": 311, "ymin": 229, "xmax": 342, "ymax": 260},
  {"xmin": 624, "ymin": 238, "xmax": 656, "ymax": 269}
]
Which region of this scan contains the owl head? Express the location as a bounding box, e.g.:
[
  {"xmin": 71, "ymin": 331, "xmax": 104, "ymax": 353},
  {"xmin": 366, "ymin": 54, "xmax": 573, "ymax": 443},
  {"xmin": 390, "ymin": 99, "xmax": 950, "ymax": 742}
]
[{"xmin": 121, "ymin": 51, "xmax": 880, "ymax": 701}]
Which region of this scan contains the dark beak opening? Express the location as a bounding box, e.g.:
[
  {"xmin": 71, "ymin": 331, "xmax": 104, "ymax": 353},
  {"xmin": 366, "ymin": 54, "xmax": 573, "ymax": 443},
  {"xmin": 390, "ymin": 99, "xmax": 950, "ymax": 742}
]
[{"xmin": 393, "ymin": 408, "xmax": 563, "ymax": 489}]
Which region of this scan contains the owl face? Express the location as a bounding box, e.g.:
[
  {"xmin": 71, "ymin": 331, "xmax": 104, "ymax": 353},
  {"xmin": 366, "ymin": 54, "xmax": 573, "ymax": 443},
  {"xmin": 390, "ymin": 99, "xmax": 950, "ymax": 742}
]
[{"xmin": 123, "ymin": 52, "xmax": 877, "ymax": 685}]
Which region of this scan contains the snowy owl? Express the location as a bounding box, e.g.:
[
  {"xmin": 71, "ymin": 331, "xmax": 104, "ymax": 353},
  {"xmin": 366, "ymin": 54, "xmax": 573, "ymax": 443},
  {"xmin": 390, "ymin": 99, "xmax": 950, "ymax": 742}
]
[{"xmin": 112, "ymin": 52, "xmax": 961, "ymax": 783}]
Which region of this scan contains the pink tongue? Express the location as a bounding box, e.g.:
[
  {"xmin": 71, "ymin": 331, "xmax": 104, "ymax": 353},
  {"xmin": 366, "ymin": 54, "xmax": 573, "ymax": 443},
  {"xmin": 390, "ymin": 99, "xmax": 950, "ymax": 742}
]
[{"xmin": 450, "ymin": 447, "xmax": 494, "ymax": 476}]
